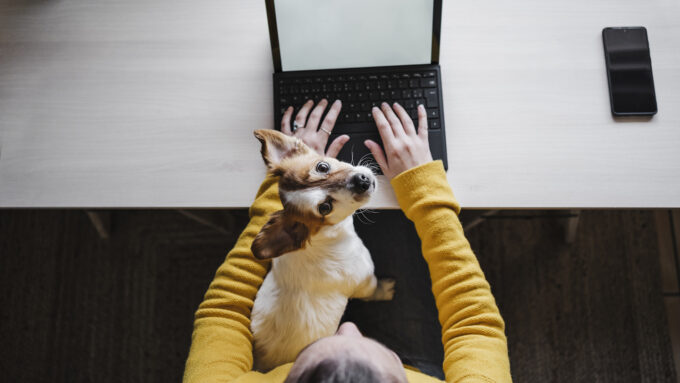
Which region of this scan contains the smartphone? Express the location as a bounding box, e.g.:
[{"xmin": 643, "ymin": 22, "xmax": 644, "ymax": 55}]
[{"xmin": 602, "ymin": 27, "xmax": 657, "ymax": 116}]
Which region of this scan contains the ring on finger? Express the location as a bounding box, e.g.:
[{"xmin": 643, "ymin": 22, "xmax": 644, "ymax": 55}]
[
  {"xmin": 292, "ymin": 121, "xmax": 303, "ymax": 132},
  {"xmin": 319, "ymin": 127, "xmax": 331, "ymax": 135}
]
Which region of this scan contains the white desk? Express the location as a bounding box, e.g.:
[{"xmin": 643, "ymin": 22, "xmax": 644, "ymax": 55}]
[{"xmin": 1, "ymin": 0, "xmax": 679, "ymax": 208}]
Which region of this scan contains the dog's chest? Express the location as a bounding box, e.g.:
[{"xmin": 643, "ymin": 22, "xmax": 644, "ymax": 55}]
[{"xmin": 271, "ymin": 241, "xmax": 372, "ymax": 295}]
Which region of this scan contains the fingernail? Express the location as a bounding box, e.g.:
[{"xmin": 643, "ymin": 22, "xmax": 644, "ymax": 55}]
[
  {"xmin": 335, "ymin": 99, "xmax": 342, "ymax": 105},
  {"xmin": 393, "ymin": 102, "xmax": 400, "ymax": 107},
  {"xmin": 372, "ymin": 106, "xmax": 378, "ymax": 112},
  {"xmin": 418, "ymin": 104, "xmax": 424, "ymax": 110},
  {"xmin": 381, "ymin": 102, "xmax": 388, "ymax": 108}
]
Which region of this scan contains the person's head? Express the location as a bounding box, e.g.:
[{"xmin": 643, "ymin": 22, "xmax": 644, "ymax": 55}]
[{"xmin": 284, "ymin": 322, "xmax": 408, "ymax": 383}]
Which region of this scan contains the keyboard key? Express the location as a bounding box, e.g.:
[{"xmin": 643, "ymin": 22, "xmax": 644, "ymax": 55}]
[
  {"xmin": 402, "ymin": 90, "xmax": 413, "ymax": 99},
  {"xmin": 389, "ymin": 90, "xmax": 399, "ymax": 99},
  {"xmin": 421, "ymin": 78, "xmax": 436, "ymax": 87},
  {"xmin": 398, "ymin": 79, "xmax": 409, "ymax": 89},
  {"xmin": 429, "ymin": 119, "xmax": 441, "ymax": 130},
  {"xmin": 427, "ymin": 108, "xmax": 439, "ymax": 118},
  {"xmin": 415, "ymin": 98, "xmax": 426, "ymax": 107},
  {"xmin": 333, "ymin": 122, "xmax": 378, "ymax": 135},
  {"xmin": 409, "ymin": 79, "xmax": 420, "ymax": 88},
  {"xmin": 405, "ymin": 99, "xmax": 415, "ymax": 109},
  {"xmin": 423, "ymin": 71, "xmax": 435, "ymax": 77},
  {"xmin": 413, "ymin": 89, "xmax": 424, "ymax": 98},
  {"xmin": 425, "ymin": 89, "xmax": 439, "ymax": 107}
]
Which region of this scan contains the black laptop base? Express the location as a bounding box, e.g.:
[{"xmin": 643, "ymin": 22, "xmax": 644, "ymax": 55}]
[{"xmin": 273, "ymin": 64, "xmax": 448, "ymax": 171}]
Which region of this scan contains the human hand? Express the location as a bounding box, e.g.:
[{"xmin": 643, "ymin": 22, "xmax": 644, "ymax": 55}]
[
  {"xmin": 280, "ymin": 99, "xmax": 349, "ymax": 157},
  {"xmin": 364, "ymin": 102, "xmax": 433, "ymax": 179}
]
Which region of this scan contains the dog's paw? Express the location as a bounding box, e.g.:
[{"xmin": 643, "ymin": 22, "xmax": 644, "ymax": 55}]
[{"xmin": 375, "ymin": 278, "xmax": 396, "ymax": 301}]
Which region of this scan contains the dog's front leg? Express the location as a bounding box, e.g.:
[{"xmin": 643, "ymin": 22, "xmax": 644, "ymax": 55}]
[{"xmin": 352, "ymin": 275, "xmax": 396, "ymax": 301}]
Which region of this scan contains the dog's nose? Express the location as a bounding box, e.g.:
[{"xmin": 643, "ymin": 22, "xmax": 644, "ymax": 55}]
[{"xmin": 351, "ymin": 173, "xmax": 372, "ymax": 194}]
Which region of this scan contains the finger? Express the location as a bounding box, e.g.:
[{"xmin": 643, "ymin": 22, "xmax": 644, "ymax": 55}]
[
  {"xmin": 372, "ymin": 107, "xmax": 395, "ymax": 146},
  {"xmin": 280, "ymin": 106, "xmax": 294, "ymax": 135},
  {"xmin": 294, "ymin": 99, "xmax": 315, "ymax": 130},
  {"xmin": 305, "ymin": 99, "xmax": 329, "ymax": 133},
  {"xmin": 326, "ymin": 134, "xmax": 350, "ymax": 158},
  {"xmin": 319, "ymin": 99, "xmax": 342, "ymax": 135},
  {"xmin": 417, "ymin": 104, "xmax": 428, "ymax": 138},
  {"xmin": 364, "ymin": 140, "xmax": 389, "ymax": 173},
  {"xmin": 392, "ymin": 102, "xmax": 416, "ymax": 136},
  {"xmin": 381, "ymin": 102, "xmax": 404, "ymax": 137}
]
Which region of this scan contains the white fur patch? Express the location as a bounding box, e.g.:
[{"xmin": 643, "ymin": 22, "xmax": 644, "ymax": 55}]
[{"xmin": 284, "ymin": 187, "xmax": 326, "ymax": 209}]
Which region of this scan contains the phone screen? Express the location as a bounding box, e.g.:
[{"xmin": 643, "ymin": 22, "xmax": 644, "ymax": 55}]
[{"xmin": 602, "ymin": 27, "xmax": 657, "ymax": 116}]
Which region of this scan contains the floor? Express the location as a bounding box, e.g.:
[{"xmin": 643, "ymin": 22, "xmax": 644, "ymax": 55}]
[
  {"xmin": 0, "ymin": 209, "xmax": 678, "ymax": 382},
  {"xmin": 655, "ymin": 210, "xmax": 680, "ymax": 382}
]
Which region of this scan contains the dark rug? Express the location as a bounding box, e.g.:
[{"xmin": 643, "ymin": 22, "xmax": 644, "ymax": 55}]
[{"xmin": 0, "ymin": 209, "xmax": 675, "ymax": 382}]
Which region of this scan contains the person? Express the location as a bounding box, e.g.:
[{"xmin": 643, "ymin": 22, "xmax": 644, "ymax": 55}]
[{"xmin": 183, "ymin": 99, "xmax": 512, "ymax": 383}]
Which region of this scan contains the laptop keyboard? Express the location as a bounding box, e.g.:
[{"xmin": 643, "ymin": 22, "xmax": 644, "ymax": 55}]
[{"xmin": 277, "ymin": 70, "xmax": 441, "ymax": 133}]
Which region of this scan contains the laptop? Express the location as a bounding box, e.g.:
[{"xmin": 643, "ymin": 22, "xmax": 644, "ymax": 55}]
[{"xmin": 265, "ymin": 0, "xmax": 447, "ymax": 170}]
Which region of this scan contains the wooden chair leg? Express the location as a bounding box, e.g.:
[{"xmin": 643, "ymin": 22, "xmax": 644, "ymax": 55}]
[
  {"xmin": 461, "ymin": 210, "xmax": 499, "ymax": 232},
  {"xmin": 85, "ymin": 211, "xmax": 111, "ymax": 239},
  {"xmin": 565, "ymin": 209, "xmax": 580, "ymax": 244}
]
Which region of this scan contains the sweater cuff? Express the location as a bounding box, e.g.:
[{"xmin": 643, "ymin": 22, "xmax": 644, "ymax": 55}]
[{"xmin": 390, "ymin": 160, "xmax": 461, "ymax": 215}]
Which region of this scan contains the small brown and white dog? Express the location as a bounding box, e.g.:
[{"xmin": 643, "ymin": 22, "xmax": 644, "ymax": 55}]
[{"xmin": 249, "ymin": 129, "xmax": 395, "ymax": 372}]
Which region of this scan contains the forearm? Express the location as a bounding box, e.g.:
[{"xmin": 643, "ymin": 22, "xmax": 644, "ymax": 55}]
[
  {"xmin": 391, "ymin": 161, "xmax": 511, "ymax": 383},
  {"xmin": 183, "ymin": 175, "xmax": 282, "ymax": 383}
]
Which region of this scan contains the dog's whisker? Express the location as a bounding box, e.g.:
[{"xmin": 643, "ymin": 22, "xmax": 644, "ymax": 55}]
[
  {"xmin": 358, "ymin": 209, "xmax": 375, "ymax": 224},
  {"xmin": 357, "ymin": 153, "xmax": 372, "ymax": 167}
]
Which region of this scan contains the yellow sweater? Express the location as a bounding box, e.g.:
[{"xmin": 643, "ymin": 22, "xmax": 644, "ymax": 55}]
[{"xmin": 183, "ymin": 161, "xmax": 512, "ymax": 383}]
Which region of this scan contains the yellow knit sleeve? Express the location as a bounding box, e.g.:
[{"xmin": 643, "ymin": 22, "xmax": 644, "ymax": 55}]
[
  {"xmin": 391, "ymin": 161, "xmax": 512, "ymax": 383},
  {"xmin": 183, "ymin": 175, "xmax": 282, "ymax": 383}
]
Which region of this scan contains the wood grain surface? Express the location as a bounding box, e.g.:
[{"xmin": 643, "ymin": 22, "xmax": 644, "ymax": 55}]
[
  {"xmin": 1, "ymin": 0, "xmax": 679, "ymax": 207},
  {"xmin": 0, "ymin": 209, "xmax": 676, "ymax": 382}
]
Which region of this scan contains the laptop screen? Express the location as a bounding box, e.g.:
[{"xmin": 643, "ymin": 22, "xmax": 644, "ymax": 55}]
[{"xmin": 273, "ymin": 0, "xmax": 434, "ymax": 72}]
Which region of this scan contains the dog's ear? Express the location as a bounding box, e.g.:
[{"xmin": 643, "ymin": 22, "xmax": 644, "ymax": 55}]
[
  {"xmin": 253, "ymin": 129, "xmax": 311, "ymax": 168},
  {"xmin": 251, "ymin": 210, "xmax": 310, "ymax": 260}
]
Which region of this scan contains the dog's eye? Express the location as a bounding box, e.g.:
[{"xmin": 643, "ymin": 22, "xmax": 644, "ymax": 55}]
[
  {"xmin": 318, "ymin": 201, "xmax": 333, "ymax": 216},
  {"xmin": 316, "ymin": 161, "xmax": 330, "ymax": 174}
]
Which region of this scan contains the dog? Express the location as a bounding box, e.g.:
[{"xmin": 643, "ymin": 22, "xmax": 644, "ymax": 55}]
[{"xmin": 249, "ymin": 129, "xmax": 396, "ymax": 372}]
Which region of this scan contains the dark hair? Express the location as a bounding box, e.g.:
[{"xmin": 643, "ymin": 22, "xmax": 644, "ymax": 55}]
[{"xmin": 285, "ymin": 357, "xmax": 389, "ymax": 383}]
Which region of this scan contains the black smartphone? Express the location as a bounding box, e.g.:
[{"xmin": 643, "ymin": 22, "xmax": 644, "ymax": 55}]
[{"xmin": 602, "ymin": 27, "xmax": 657, "ymax": 116}]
